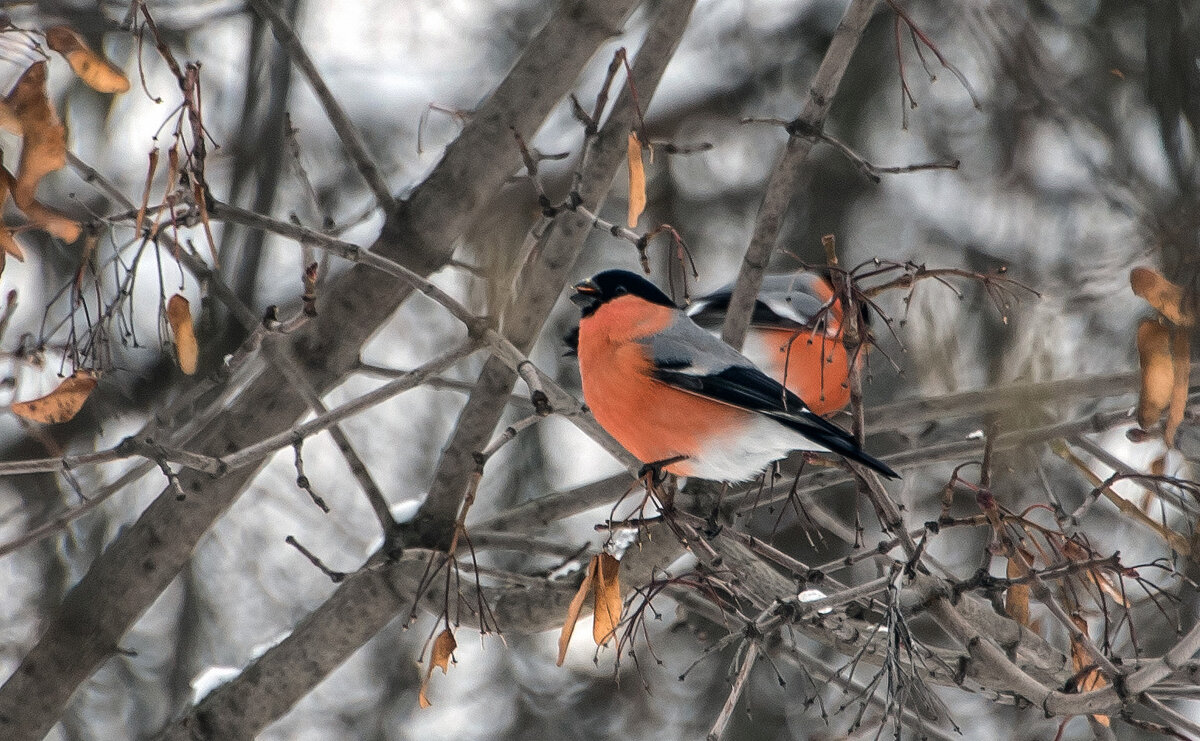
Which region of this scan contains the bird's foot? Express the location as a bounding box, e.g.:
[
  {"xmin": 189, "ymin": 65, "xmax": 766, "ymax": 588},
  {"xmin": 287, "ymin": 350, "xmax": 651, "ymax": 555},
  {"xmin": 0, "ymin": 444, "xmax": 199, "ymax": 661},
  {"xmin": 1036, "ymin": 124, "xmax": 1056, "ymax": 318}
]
[{"xmin": 638, "ymin": 455, "xmax": 686, "ymax": 510}]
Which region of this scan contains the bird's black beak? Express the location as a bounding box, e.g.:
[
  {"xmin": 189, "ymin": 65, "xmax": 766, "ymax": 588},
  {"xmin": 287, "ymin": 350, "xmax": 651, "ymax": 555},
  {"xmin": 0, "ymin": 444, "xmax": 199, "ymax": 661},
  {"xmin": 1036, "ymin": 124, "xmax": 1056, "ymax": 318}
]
[{"xmin": 570, "ymin": 279, "xmax": 601, "ymax": 311}]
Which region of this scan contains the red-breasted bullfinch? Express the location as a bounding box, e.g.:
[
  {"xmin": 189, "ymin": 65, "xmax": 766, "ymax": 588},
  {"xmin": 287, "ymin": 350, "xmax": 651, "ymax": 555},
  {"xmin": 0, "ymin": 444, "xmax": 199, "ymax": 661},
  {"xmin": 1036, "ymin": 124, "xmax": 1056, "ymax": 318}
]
[
  {"xmin": 687, "ymin": 272, "xmax": 855, "ymax": 417},
  {"xmin": 566, "ymin": 270, "xmax": 898, "ymax": 482}
]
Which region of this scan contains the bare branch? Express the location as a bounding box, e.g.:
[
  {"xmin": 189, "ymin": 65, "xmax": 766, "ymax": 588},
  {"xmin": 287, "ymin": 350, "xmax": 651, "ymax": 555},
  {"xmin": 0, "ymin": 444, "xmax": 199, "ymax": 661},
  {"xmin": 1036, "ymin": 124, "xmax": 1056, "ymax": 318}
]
[
  {"xmin": 721, "ymin": 0, "xmax": 879, "ymax": 350},
  {"xmin": 246, "ymin": 0, "xmax": 393, "ymax": 210}
]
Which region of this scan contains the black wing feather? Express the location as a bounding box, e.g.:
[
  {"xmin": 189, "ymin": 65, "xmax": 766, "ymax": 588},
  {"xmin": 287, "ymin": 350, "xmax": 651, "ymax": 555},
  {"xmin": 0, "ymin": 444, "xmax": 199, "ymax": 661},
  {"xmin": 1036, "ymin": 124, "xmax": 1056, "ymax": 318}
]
[{"xmin": 651, "ymin": 365, "xmax": 899, "ymax": 478}]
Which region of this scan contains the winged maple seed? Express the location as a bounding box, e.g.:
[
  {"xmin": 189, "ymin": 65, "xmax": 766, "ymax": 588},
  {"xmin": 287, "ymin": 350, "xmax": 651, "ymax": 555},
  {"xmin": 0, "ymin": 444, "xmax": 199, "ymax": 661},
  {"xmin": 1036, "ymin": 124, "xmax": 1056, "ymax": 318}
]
[
  {"xmin": 166, "ymin": 294, "xmax": 199, "ymax": 375},
  {"xmin": 44, "ymin": 26, "xmax": 131, "ymax": 94},
  {"xmin": 1130, "ymin": 268, "xmax": 1193, "ymax": 445},
  {"xmin": 556, "ymin": 553, "xmax": 622, "ymax": 667},
  {"xmin": 626, "ymin": 131, "xmax": 646, "ymax": 228},
  {"xmin": 1068, "ymin": 614, "xmax": 1111, "ymax": 728},
  {"xmin": 418, "ymin": 628, "xmax": 456, "ymax": 709},
  {"xmin": 10, "ymin": 369, "xmax": 98, "ymax": 424},
  {"xmin": 0, "ymin": 26, "xmax": 132, "ymax": 276},
  {"xmin": 0, "ymin": 59, "xmax": 81, "ymax": 256}
]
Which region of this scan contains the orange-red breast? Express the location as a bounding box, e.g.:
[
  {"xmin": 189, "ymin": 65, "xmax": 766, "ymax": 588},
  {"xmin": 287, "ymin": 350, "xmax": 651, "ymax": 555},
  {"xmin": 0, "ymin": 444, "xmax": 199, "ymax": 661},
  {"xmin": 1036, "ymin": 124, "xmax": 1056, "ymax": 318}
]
[
  {"xmin": 567, "ymin": 270, "xmax": 897, "ymax": 482},
  {"xmin": 687, "ymin": 272, "xmax": 855, "ymax": 416}
]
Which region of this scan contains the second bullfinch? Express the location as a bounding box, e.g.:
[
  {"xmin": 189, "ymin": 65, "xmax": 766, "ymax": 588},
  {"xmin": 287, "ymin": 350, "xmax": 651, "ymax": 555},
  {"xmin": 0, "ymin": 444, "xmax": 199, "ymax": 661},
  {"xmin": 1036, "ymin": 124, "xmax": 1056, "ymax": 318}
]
[
  {"xmin": 567, "ymin": 270, "xmax": 898, "ymax": 482},
  {"xmin": 687, "ymin": 272, "xmax": 855, "ymax": 416}
]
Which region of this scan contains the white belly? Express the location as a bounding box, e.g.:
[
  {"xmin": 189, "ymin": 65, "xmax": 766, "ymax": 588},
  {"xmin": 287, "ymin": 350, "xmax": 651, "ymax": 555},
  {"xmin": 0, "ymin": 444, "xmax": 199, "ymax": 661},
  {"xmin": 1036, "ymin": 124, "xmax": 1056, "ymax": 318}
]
[{"xmin": 682, "ymin": 415, "xmax": 831, "ymax": 482}]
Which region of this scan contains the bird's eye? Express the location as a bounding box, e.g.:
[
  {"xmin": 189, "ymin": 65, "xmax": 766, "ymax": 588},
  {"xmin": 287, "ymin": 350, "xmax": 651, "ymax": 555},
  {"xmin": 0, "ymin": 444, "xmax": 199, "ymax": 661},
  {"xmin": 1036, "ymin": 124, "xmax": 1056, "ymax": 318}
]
[{"xmin": 614, "ymin": 286, "xmax": 628, "ymax": 296}]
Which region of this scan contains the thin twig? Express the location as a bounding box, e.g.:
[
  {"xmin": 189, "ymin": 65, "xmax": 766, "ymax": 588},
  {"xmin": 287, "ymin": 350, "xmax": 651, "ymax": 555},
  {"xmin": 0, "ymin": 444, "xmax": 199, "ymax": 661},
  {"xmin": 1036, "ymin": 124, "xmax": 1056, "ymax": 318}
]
[
  {"xmin": 707, "ymin": 641, "xmax": 759, "ymax": 741},
  {"xmin": 721, "ymin": 0, "xmax": 880, "ymax": 350},
  {"xmin": 247, "ymin": 0, "xmax": 394, "ymax": 210}
]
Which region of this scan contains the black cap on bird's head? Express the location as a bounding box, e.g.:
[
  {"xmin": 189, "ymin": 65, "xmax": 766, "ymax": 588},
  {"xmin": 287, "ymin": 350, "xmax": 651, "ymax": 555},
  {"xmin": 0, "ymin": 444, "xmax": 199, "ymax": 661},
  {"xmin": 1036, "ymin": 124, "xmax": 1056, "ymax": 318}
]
[{"xmin": 570, "ymin": 269, "xmax": 677, "ymax": 318}]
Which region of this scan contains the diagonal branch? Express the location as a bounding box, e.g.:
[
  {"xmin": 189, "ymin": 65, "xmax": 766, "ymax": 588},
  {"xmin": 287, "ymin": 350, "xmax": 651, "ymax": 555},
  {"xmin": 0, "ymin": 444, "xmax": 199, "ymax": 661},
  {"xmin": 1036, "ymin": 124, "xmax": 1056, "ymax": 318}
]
[
  {"xmin": 247, "ymin": 0, "xmax": 394, "ymax": 210},
  {"xmin": 720, "ymin": 0, "xmax": 880, "ymax": 350}
]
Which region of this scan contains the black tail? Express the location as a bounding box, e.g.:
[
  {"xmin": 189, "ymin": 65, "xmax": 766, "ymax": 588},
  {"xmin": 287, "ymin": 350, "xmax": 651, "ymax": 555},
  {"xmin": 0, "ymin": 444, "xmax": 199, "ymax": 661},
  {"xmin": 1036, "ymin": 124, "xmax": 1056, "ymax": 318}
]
[
  {"xmin": 761, "ymin": 407, "xmax": 899, "ymax": 479},
  {"xmin": 805, "ymin": 425, "xmax": 900, "ymax": 479}
]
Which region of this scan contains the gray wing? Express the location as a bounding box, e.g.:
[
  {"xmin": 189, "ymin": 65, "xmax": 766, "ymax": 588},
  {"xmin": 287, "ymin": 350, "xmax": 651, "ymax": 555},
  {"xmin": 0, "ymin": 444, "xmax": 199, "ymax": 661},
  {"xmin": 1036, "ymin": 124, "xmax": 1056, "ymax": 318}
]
[
  {"xmin": 687, "ymin": 274, "xmax": 830, "ymax": 330},
  {"xmin": 644, "ymin": 312, "xmax": 755, "ymax": 374},
  {"xmin": 641, "ymin": 311, "xmax": 899, "ymax": 478}
]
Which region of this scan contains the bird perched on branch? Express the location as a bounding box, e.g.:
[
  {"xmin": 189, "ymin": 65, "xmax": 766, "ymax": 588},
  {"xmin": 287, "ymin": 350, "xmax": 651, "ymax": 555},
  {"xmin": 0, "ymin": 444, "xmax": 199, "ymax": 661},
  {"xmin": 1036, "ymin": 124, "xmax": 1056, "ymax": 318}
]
[
  {"xmin": 567, "ymin": 269, "xmax": 897, "ymax": 482},
  {"xmin": 687, "ymin": 272, "xmax": 857, "ymax": 417}
]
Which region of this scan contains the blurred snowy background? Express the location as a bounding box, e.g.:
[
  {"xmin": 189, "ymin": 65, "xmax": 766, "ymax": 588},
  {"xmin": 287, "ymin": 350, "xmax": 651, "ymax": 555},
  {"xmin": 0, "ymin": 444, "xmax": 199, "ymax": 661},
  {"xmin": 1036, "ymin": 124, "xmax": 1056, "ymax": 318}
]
[{"xmin": 0, "ymin": 0, "xmax": 1196, "ymax": 739}]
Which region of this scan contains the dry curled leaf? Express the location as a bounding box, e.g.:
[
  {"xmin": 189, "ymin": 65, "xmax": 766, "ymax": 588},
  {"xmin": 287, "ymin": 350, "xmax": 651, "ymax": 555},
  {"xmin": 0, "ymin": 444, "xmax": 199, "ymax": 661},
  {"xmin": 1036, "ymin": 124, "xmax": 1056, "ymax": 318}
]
[
  {"xmin": 556, "ymin": 557, "xmax": 595, "ymax": 666},
  {"xmin": 11, "ymin": 369, "xmax": 97, "ymax": 423},
  {"xmin": 592, "ymin": 553, "xmax": 621, "ymax": 646},
  {"xmin": 1136, "ymin": 319, "xmax": 1173, "ymax": 430},
  {"xmin": 418, "ymin": 628, "xmax": 456, "ymax": 709},
  {"xmin": 1131, "ymin": 267, "xmax": 1194, "ymax": 327},
  {"xmin": 166, "ymin": 294, "xmax": 198, "ymax": 375},
  {"xmin": 45, "ymin": 26, "xmax": 131, "ymax": 94},
  {"xmin": 5, "ymin": 62, "xmax": 66, "ymax": 211},
  {"xmin": 1068, "ymin": 614, "xmax": 1111, "ymax": 727},
  {"xmin": 1004, "ymin": 556, "xmax": 1031, "ymax": 629},
  {"xmin": 626, "ymin": 131, "xmax": 646, "ymax": 228},
  {"xmin": 1165, "ymin": 328, "xmax": 1190, "ymax": 446}
]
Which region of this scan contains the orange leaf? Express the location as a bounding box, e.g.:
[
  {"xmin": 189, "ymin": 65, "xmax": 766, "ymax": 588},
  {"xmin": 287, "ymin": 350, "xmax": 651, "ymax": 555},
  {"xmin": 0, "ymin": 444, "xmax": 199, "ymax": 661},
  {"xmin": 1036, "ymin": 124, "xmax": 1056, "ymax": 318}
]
[
  {"xmin": 556, "ymin": 557, "xmax": 595, "ymax": 666},
  {"xmin": 11, "ymin": 369, "xmax": 97, "ymax": 424},
  {"xmin": 591, "ymin": 552, "xmax": 621, "ymax": 646},
  {"xmin": 1004, "ymin": 557, "xmax": 1031, "ymax": 629},
  {"xmin": 1131, "ymin": 267, "xmax": 1194, "ymax": 326},
  {"xmin": 626, "ymin": 131, "xmax": 646, "ymax": 228},
  {"xmin": 1165, "ymin": 328, "xmax": 1190, "ymax": 446},
  {"xmin": 1068, "ymin": 615, "xmax": 1111, "ymax": 727},
  {"xmin": 1136, "ymin": 319, "xmax": 1173, "ymax": 429},
  {"xmin": 166, "ymin": 294, "xmax": 198, "ymax": 375},
  {"xmin": 45, "ymin": 26, "xmax": 130, "ymax": 95},
  {"xmin": 5, "ymin": 62, "xmax": 66, "ymax": 211},
  {"xmin": 418, "ymin": 628, "xmax": 456, "ymax": 709}
]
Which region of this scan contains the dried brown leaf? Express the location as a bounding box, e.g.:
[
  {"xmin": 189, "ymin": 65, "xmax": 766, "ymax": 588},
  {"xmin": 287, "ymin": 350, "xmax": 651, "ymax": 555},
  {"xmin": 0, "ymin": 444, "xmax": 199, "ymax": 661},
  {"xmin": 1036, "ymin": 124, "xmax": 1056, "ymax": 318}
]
[
  {"xmin": 166, "ymin": 294, "xmax": 198, "ymax": 375},
  {"xmin": 1136, "ymin": 319, "xmax": 1173, "ymax": 429},
  {"xmin": 45, "ymin": 26, "xmax": 130, "ymax": 94},
  {"xmin": 1131, "ymin": 267, "xmax": 1194, "ymax": 326},
  {"xmin": 5, "ymin": 62, "xmax": 66, "ymax": 210},
  {"xmin": 418, "ymin": 628, "xmax": 456, "ymax": 709},
  {"xmin": 626, "ymin": 131, "xmax": 646, "ymax": 228},
  {"xmin": 11, "ymin": 369, "xmax": 97, "ymax": 423},
  {"xmin": 1004, "ymin": 557, "xmax": 1031, "ymax": 629},
  {"xmin": 556, "ymin": 558, "xmax": 595, "ymax": 666},
  {"xmin": 592, "ymin": 552, "xmax": 621, "ymax": 646},
  {"xmin": 1165, "ymin": 328, "xmax": 1190, "ymax": 446},
  {"xmin": 1068, "ymin": 615, "xmax": 1111, "ymax": 727}
]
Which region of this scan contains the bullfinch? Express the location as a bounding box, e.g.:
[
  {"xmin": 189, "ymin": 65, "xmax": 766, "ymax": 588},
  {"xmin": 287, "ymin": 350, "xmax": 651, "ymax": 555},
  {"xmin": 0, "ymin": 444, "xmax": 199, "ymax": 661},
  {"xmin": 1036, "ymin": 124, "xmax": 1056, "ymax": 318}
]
[
  {"xmin": 567, "ymin": 269, "xmax": 898, "ymax": 482},
  {"xmin": 687, "ymin": 272, "xmax": 855, "ymax": 416}
]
